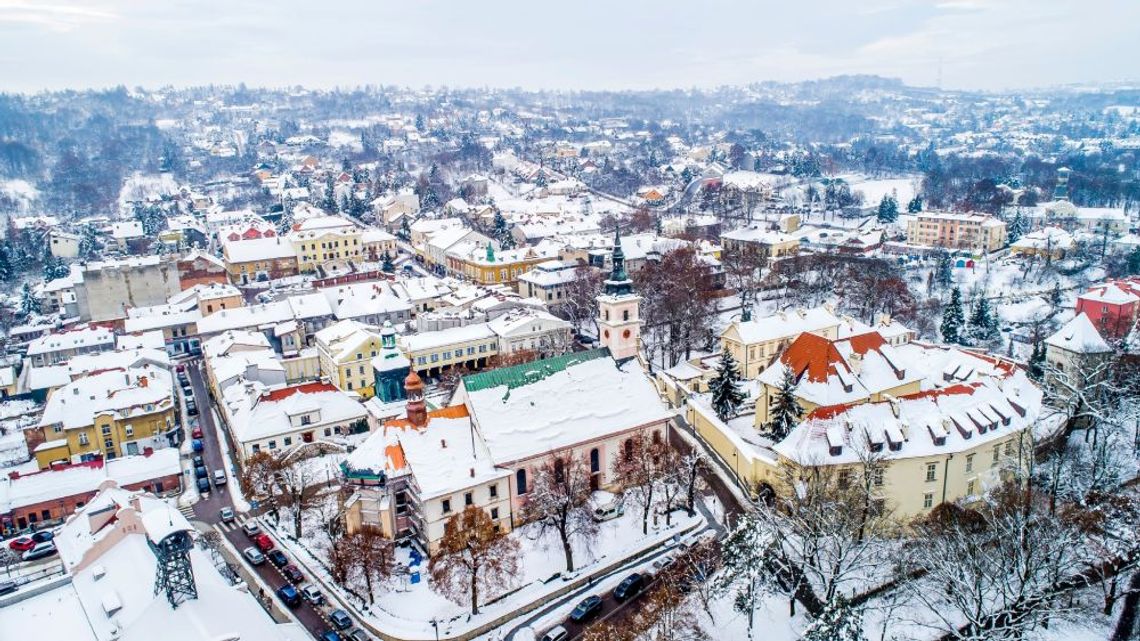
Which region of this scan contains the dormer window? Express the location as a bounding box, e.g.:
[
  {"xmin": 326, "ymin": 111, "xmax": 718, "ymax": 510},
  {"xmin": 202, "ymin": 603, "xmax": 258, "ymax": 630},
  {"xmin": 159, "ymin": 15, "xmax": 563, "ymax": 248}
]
[{"xmin": 829, "ymin": 445, "xmax": 843, "ymax": 456}]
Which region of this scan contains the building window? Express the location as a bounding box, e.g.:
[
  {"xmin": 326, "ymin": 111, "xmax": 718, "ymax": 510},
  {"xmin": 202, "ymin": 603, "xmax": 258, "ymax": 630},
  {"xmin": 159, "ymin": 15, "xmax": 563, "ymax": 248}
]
[
  {"xmin": 1004, "ymin": 440, "xmax": 1014, "ymax": 456},
  {"xmin": 925, "ymin": 463, "xmax": 937, "ymax": 482},
  {"xmin": 79, "ymin": 433, "xmax": 89, "ymax": 446},
  {"xmin": 268, "ymin": 440, "xmax": 277, "ymax": 450},
  {"xmin": 418, "ymin": 356, "xmax": 427, "ymax": 365},
  {"xmin": 252, "ymin": 444, "xmax": 260, "ymax": 453},
  {"xmin": 491, "ymin": 507, "xmax": 500, "ymax": 520},
  {"xmin": 301, "ymin": 415, "xmax": 312, "ymax": 426},
  {"xmin": 838, "ymin": 470, "xmax": 851, "ymax": 489},
  {"xmin": 872, "ymin": 468, "xmax": 884, "ymax": 486},
  {"xmin": 992, "ymin": 447, "xmax": 1000, "ymax": 465},
  {"xmin": 965, "ymin": 454, "xmax": 974, "ymax": 472},
  {"xmin": 324, "ymin": 428, "xmax": 332, "ymax": 437},
  {"xmin": 590, "ymin": 448, "xmax": 600, "ymax": 473},
  {"xmin": 479, "ymin": 345, "xmax": 486, "ymax": 353},
  {"xmin": 967, "ymin": 480, "xmax": 976, "ymax": 496},
  {"xmin": 923, "ymin": 493, "xmax": 934, "ymax": 509},
  {"xmin": 516, "ymin": 469, "xmax": 528, "ymax": 495},
  {"xmin": 441, "ymin": 499, "xmax": 451, "ymax": 514},
  {"xmin": 431, "ymin": 353, "xmax": 439, "ymax": 363},
  {"xmin": 465, "ymin": 492, "xmax": 473, "ymax": 506},
  {"xmin": 284, "ymin": 437, "xmax": 292, "ymax": 446},
  {"xmin": 489, "ymin": 484, "xmax": 498, "ymax": 499}
]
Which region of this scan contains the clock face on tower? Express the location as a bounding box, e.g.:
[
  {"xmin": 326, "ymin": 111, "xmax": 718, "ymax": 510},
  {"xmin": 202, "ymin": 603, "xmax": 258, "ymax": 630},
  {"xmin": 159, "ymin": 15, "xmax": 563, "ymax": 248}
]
[{"xmin": 623, "ymin": 329, "xmax": 631, "ymax": 339}]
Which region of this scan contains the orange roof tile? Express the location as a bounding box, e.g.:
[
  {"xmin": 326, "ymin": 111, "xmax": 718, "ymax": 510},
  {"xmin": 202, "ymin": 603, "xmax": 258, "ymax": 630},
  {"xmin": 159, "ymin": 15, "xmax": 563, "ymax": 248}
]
[
  {"xmin": 383, "ymin": 404, "xmax": 470, "ymax": 430},
  {"xmin": 262, "ymin": 381, "xmax": 339, "ymax": 402}
]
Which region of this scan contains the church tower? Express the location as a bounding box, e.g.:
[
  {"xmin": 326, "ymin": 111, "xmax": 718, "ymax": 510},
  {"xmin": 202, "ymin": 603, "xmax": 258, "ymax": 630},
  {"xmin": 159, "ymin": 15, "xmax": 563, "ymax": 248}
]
[{"xmin": 596, "ymin": 225, "xmax": 642, "ymax": 361}]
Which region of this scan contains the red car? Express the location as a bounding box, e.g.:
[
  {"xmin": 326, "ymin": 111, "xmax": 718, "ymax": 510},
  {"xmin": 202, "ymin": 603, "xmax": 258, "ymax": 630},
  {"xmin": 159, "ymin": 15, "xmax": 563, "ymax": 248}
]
[
  {"xmin": 254, "ymin": 533, "xmax": 275, "ymax": 552},
  {"xmin": 191, "ymin": 426, "xmax": 203, "ymax": 439},
  {"xmin": 7, "ymin": 536, "xmax": 35, "ymax": 551},
  {"xmin": 282, "ymin": 564, "xmax": 304, "ymax": 583}
]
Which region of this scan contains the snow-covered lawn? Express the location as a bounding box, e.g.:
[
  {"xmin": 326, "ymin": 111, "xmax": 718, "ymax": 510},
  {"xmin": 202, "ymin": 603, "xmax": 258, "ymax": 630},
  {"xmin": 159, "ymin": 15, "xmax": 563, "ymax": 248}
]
[{"xmin": 269, "ymin": 493, "xmax": 703, "ymax": 639}]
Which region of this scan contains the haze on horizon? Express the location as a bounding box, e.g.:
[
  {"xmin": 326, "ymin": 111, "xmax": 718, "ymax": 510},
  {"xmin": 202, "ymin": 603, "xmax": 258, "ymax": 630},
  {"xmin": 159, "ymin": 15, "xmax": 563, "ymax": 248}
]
[{"xmin": 1, "ymin": 0, "xmax": 1137, "ymax": 94}]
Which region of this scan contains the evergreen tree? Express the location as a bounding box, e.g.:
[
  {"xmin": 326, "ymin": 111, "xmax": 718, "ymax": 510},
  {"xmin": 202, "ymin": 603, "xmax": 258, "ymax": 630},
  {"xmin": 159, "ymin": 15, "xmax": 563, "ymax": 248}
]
[
  {"xmin": 381, "ymin": 250, "xmax": 394, "ymax": 273},
  {"xmin": 876, "ymin": 194, "xmax": 899, "ymax": 223},
  {"xmin": 934, "ymin": 250, "xmax": 953, "ymax": 289},
  {"xmin": 415, "ymin": 113, "xmax": 425, "ymax": 132},
  {"xmin": 906, "ymin": 195, "xmax": 923, "ymax": 213},
  {"xmin": 322, "ymin": 177, "xmax": 338, "ymax": 212},
  {"xmin": 1028, "ymin": 340, "xmax": 1046, "ymax": 381},
  {"xmin": 802, "ymin": 596, "xmax": 864, "ymax": 641},
  {"xmin": 709, "ymin": 348, "xmax": 746, "ymax": 422},
  {"xmin": 399, "ymin": 216, "xmax": 411, "ymax": 241},
  {"xmin": 1008, "ymin": 210, "xmax": 1028, "ymax": 244},
  {"xmin": 534, "ymin": 170, "xmax": 548, "ymax": 188},
  {"xmin": 941, "ymin": 287, "xmax": 966, "ymax": 344},
  {"xmin": 78, "ymin": 225, "xmax": 99, "ymax": 259},
  {"xmin": 0, "ymin": 247, "xmax": 11, "ymax": 282},
  {"xmin": 42, "ymin": 255, "xmax": 68, "ymax": 282},
  {"xmin": 492, "ymin": 211, "xmax": 515, "ymax": 250},
  {"xmin": 967, "ymin": 296, "xmax": 999, "ymax": 344},
  {"xmin": 19, "ymin": 283, "xmax": 40, "ymax": 317},
  {"xmin": 767, "ymin": 364, "xmax": 803, "ymax": 440},
  {"xmin": 1048, "ymin": 282, "xmax": 1063, "ymax": 310},
  {"xmin": 654, "ymin": 214, "xmax": 663, "ymax": 236}
]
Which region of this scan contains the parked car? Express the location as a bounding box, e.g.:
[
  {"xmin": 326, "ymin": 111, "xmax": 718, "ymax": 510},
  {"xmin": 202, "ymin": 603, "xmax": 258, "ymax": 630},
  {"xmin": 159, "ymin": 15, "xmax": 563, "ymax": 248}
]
[
  {"xmin": 330, "ymin": 609, "xmax": 353, "ymax": 630},
  {"xmin": 319, "ymin": 632, "xmax": 343, "ymax": 641},
  {"xmin": 300, "ymin": 583, "xmax": 324, "ymax": 605},
  {"xmin": 196, "ymin": 477, "xmax": 210, "ymax": 493},
  {"xmin": 175, "ymin": 363, "xmax": 186, "ymax": 373},
  {"xmin": 569, "ymin": 595, "xmax": 603, "ymax": 622},
  {"xmin": 22, "ymin": 542, "xmax": 57, "ymax": 561},
  {"xmin": 31, "ymin": 531, "xmax": 54, "ymax": 544},
  {"xmin": 253, "ymin": 533, "xmax": 275, "ymax": 552},
  {"xmin": 282, "ymin": 564, "xmax": 304, "ymax": 584},
  {"xmin": 213, "ymin": 469, "xmax": 227, "ymax": 486},
  {"xmin": 267, "ymin": 549, "xmax": 288, "ymax": 568},
  {"xmin": 186, "ymin": 402, "xmax": 199, "ymax": 416},
  {"xmin": 276, "ymin": 584, "xmax": 301, "ymax": 607},
  {"xmin": 219, "ymin": 507, "xmax": 236, "ymax": 524},
  {"xmin": 346, "ymin": 630, "xmax": 373, "ymax": 641},
  {"xmin": 242, "ymin": 547, "xmax": 265, "ymax": 565},
  {"xmin": 7, "ymin": 536, "xmax": 35, "ymax": 551},
  {"xmin": 194, "ymin": 466, "xmax": 208, "ymax": 479},
  {"xmin": 651, "ymin": 554, "xmax": 674, "ymax": 574},
  {"xmin": 540, "ymin": 625, "xmax": 569, "ymax": 641},
  {"xmin": 191, "ymin": 439, "xmax": 204, "ymax": 453},
  {"xmin": 241, "ymin": 522, "xmax": 261, "ymax": 537},
  {"xmin": 191, "ymin": 426, "xmax": 203, "ymax": 439},
  {"xmin": 613, "ymin": 573, "xmax": 645, "ymax": 602},
  {"xmin": 592, "ymin": 501, "xmax": 624, "ymax": 522},
  {"xmin": 0, "ymin": 580, "xmax": 17, "ymax": 596},
  {"xmin": 192, "ymin": 455, "xmax": 204, "ymax": 468}
]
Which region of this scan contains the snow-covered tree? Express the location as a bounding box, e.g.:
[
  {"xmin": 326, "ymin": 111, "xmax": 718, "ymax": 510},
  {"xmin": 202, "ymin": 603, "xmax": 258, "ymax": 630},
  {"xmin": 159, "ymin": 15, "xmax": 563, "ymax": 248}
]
[
  {"xmin": 802, "ymin": 596, "xmax": 864, "ymax": 641},
  {"xmin": 1008, "ymin": 209, "xmax": 1028, "ymax": 244},
  {"xmin": 19, "ymin": 283, "xmax": 40, "ymax": 317},
  {"xmin": 906, "ymin": 195, "xmax": 923, "ymax": 213},
  {"xmin": 0, "ymin": 247, "xmax": 11, "ymax": 282},
  {"xmin": 934, "ymin": 250, "xmax": 953, "ymax": 289},
  {"xmin": 709, "ymin": 348, "xmax": 746, "ymax": 422},
  {"xmin": 380, "ymin": 250, "xmax": 394, "ymax": 273},
  {"xmin": 940, "ymin": 286, "xmax": 965, "ymax": 344},
  {"xmin": 876, "ymin": 194, "xmax": 898, "ymax": 223},
  {"xmin": 1027, "ymin": 340, "xmax": 1046, "ymax": 381},
  {"xmin": 518, "ymin": 450, "xmax": 598, "ymax": 573},
  {"xmin": 492, "ymin": 210, "xmax": 515, "ymax": 250},
  {"xmin": 966, "ymin": 295, "xmax": 999, "ymax": 344},
  {"xmin": 715, "ymin": 515, "xmax": 778, "ymax": 636},
  {"xmin": 766, "ymin": 365, "xmax": 803, "ymax": 440},
  {"xmin": 610, "ymin": 431, "xmax": 668, "ymax": 535}
]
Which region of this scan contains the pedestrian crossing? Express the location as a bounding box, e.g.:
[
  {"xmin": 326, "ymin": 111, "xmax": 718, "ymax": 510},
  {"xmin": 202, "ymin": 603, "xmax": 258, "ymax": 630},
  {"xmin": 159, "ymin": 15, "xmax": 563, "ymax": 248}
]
[
  {"xmin": 178, "ymin": 504, "xmax": 197, "ymax": 521},
  {"xmin": 218, "ymin": 513, "xmax": 254, "ymax": 533}
]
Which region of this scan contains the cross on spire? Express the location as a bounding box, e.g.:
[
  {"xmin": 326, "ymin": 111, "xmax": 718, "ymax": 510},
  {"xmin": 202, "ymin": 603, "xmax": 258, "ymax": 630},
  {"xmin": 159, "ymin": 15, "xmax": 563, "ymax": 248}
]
[{"xmin": 604, "ymin": 222, "xmax": 633, "ymax": 296}]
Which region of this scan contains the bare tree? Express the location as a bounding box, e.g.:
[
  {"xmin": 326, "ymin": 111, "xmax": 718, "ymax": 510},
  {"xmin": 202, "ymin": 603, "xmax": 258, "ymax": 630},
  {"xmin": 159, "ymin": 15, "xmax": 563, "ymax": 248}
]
[
  {"xmin": 611, "ymin": 431, "xmax": 669, "ymax": 535},
  {"xmin": 519, "ymin": 450, "xmax": 598, "ymax": 573},
  {"xmin": 679, "ymin": 451, "xmax": 709, "ymax": 518},
  {"xmin": 556, "ymin": 264, "xmax": 604, "ymax": 335},
  {"xmin": 429, "ymin": 506, "xmax": 521, "ymax": 615},
  {"xmin": 275, "ymin": 455, "xmax": 325, "ymax": 539},
  {"xmin": 344, "ymin": 526, "xmax": 394, "ymax": 604}
]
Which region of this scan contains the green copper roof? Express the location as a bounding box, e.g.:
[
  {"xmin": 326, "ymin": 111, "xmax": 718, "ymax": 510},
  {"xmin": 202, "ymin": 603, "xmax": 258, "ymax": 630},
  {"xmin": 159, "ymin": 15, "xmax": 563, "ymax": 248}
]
[{"xmin": 462, "ymin": 347, "xmax": 611, "ymax": 392}]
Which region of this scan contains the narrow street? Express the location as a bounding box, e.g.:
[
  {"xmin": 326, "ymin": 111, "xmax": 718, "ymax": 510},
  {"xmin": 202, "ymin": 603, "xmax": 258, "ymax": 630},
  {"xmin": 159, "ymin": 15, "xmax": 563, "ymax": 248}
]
[{"xmin": 183, "ymin": 362, "xmax": 355, "ymax": 640}]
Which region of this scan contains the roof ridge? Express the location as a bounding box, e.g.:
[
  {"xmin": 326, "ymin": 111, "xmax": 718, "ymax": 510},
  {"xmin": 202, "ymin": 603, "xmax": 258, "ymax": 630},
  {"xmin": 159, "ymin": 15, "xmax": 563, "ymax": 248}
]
[{"xmin": 461, "ymin": 347, "xmax": 612, "ymax": 392}]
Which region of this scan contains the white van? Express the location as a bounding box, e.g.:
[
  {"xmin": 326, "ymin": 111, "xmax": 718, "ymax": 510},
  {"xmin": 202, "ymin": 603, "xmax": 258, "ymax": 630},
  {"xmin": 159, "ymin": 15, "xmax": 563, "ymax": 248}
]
[{"xmin": 592, "ymin": 501, "xmax": 624, "ymax": 522}]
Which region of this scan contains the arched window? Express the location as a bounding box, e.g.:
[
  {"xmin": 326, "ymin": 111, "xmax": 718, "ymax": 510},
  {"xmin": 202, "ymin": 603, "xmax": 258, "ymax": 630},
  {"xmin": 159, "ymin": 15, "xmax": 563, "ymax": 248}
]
[
  {"xmin": 516, "ymin": 469, "xmax": 528, "ymax": 495},
  {"xmin": 590, "ymin": 448, "xmax": 600, "ymax": 474},
  {"xmin": 604, "ymin": 309, "xmax": 610, "ymax": 321},
  {"xmin": 652, "ymin": 430, "xmax": 662, "ymax": 445},
  {"xmin": 554, "ymin": 458, "xmax": 565, "ymax": 484},
  {"xmin": 622, "ymin": 309, "xmax": 629, "ymax": 321},
  {"xmin": 623, "ymin": 438, "xmax": 634, "ymax": 461}
]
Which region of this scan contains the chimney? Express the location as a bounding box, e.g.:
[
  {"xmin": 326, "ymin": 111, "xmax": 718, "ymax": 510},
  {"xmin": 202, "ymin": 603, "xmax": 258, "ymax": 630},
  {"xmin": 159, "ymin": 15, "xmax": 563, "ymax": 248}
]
[
  {"xmin": 469, "ymin": 467, "xmax": 475, "ymax": 478},
  {"xmin": 138, "ymin": 376, "xmax": 148, "ymax": 388},
  {"xmin": 8, "ymin": 471, "xmax": 19, "ymax": 480}
]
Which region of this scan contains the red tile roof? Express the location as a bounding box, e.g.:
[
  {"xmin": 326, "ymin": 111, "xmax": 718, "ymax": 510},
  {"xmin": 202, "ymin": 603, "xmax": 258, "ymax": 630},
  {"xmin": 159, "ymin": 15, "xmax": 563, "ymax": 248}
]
[{"xmin": 261, "ymin": 381, "xmax": 340, "ymax": 402}]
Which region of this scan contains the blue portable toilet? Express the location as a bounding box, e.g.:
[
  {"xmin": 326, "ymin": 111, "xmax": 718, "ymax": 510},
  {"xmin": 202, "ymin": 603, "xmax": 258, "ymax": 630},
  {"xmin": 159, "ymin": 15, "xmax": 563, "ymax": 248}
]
[{"xmin": 410, "ymin": 571, "xmax": 421, "ymax": 584}]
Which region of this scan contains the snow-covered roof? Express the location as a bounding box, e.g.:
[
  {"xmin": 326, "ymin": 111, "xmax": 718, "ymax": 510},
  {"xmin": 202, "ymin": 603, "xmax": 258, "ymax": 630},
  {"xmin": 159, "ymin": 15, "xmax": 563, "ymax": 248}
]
[
  {"xmin": 322, "ymin": 281, "xmax": 412, "ymax": 321},
  {"xmin": 726, "ymin": 306, "xmax": 840, "ymax": 345},
  {"xmin": 0, "ymin": 449, "xmax": 180, "ymax": 513},
  {"xmin": 400, "ymin": 322, "xmax": 496, "ymax": 353},
  {"xmin": 221, "ymin": 236, "xmax": 294, "ymax": 262},
  {"xmin": 775, "ymin": 371, "xmax": 1042, "ymax": 466},
  {"xmin": 462, "ymin": 349, "xmax": 671, "ymax": 463},
  {"xmin": 202, "ymin": 329, "xmax": 273, "ymax": 359},
  {"xmin": 315, "ymin": 319, "xmax": 379, "ymax": 361},
  {"xmin": 228, "ymin": 382, "xmax": 368, "ymax": 444},
  {"xmin": 27, "ymin": 325, "xmax": 116, "ymax": 356},
  {"xmin": 38, "ymin": 366, "xmax": 174, "ymax": 430},
  {"xmin": 1045, "ymin": 312, "xmax": 1112, "ymax": 354},
  {"xmin": 1080, "ymin": 282, "xmax": 1140, "ymax": 306}
]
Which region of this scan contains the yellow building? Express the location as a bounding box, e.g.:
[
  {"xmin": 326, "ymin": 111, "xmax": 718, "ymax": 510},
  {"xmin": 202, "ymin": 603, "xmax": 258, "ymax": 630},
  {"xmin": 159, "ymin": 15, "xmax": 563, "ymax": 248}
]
[
  {"xmin": 314, "ymin": 320, "xmax": 383, "ymax": 399},
  {"xmin": 681, "ymin": 338, "xmax": 1045, "ymax": 520},
  {"xmin": 905, "ymin": 211, "xmax": 1008, "ymax": 254},
  {"xmin": 33, "ymin": 367, "xmax": 177, "ymax": 468},
  {"xmin": 447, "ymin": 242, "xmax": 563, "ymax": 286},
  {"xmin": 290, "ymin": 226, "xmax": 364, "ymax": 273},
  {"xmin": 720, "ymin": 227, "xmax": 800, "ymax": 259},
  {"xmin": 720, "ymin": 306, "xmax": 841, "ymax": 379}
]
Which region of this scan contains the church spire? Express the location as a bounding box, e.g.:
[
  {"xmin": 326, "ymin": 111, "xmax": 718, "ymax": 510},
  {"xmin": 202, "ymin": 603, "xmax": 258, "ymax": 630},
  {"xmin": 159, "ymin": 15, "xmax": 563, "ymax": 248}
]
[{"xmin": 604, "ymin": 223, "xmax": 633, "ymax": 296}]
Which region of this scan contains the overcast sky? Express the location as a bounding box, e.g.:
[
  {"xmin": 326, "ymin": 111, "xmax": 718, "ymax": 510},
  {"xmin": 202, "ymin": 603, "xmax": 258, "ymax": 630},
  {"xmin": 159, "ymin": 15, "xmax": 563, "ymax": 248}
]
[{"xmin": 1, "ymin": 0, "xmax": 1137, "ymax": 94}]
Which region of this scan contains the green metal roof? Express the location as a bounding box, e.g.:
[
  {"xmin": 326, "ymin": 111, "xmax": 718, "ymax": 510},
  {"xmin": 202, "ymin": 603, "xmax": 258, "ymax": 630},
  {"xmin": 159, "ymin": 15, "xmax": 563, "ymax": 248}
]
[{"xmin": 461, "ymin": 347, "xmax": 611, "ymax": 392}]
